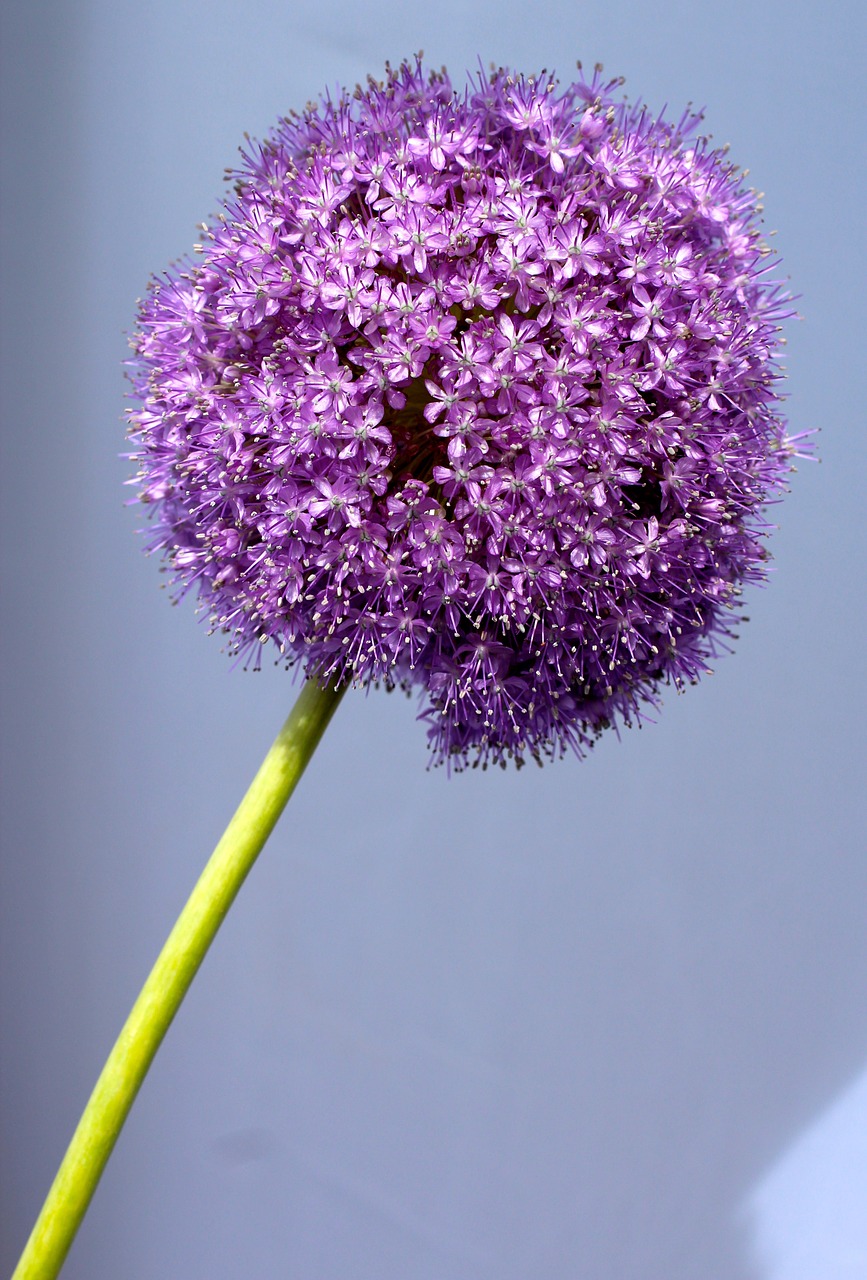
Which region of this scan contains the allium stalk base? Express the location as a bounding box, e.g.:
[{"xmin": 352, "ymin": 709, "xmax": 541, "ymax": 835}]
[{"xmin": 12, "ymin": 677, "xmax": 344, "ymax": 1280}]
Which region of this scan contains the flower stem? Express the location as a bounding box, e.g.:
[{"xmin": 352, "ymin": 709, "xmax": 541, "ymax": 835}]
[{"xmin": 12, "ymin": 675, "xmax": 346, "ymax": 1280}]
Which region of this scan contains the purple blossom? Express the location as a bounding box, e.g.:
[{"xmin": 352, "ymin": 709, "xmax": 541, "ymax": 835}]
[{"xmin": 128, "ymin": 58, "xmax": 796, "ymax": 769}]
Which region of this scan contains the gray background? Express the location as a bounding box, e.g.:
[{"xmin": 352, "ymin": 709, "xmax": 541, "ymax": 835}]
[{"xmin": 1, "ymin": 2, "xmax": 865, "ymax": 1277}]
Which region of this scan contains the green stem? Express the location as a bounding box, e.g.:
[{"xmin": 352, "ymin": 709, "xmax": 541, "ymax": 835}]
[{"xmin": 13, "ymin": 676, "xmax": 346, "ymax": 1280}]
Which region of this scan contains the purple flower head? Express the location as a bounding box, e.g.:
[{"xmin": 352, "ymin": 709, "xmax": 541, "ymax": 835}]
[{"xmin": 129, "ymin": 58, "xmax": 796, "ymax": 769}]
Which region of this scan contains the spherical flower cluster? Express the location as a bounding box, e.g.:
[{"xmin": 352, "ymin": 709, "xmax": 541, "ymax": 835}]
[{"xmin": 129, "ymin": 58, "xmax": 794, "ymax": 768}]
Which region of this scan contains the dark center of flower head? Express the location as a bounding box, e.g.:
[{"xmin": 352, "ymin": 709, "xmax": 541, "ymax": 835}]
[
  {"xmin": 130, "ymin": 56, "xmax": 796, "ymax": 769},
  {"xmin": 380, "ymin": 363, "xmax": 443, "ymax": 491}
]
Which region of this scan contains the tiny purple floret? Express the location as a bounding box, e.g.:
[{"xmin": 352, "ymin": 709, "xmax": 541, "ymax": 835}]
[{"xmin": 129, "ymin": 58, "xmax": 796, "ymax": 768}]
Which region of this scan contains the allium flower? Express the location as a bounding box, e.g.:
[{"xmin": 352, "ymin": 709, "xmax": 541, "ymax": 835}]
[
  {"xmin": 19, "ymin": 69, "xmax": 804, "ymax": 1269},
  {"xmin": 129, "ymin": 57, "xmax": 795, "ymax": 768}
]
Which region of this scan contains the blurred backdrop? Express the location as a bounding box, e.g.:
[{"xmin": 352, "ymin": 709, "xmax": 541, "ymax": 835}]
[{"xmin": 1, "ymin": 2, "xmax": 866, "ymax": 1277}]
